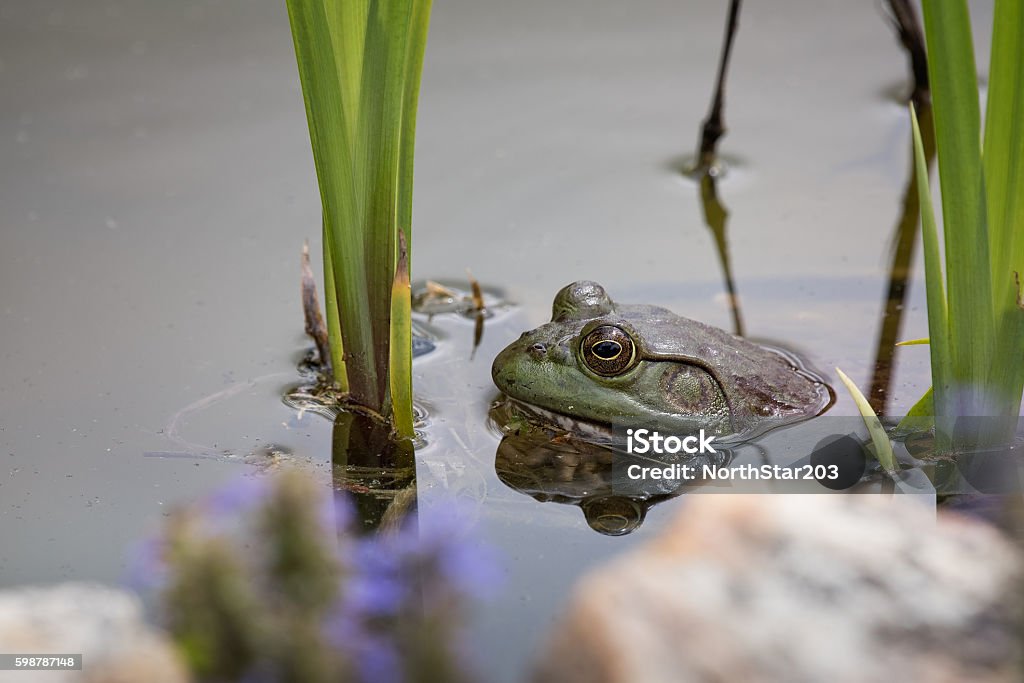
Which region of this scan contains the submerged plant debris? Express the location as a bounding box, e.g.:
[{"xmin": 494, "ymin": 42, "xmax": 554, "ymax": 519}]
[{"xmin": 287, "ymin": 278, "xmax": 511, "ymax": 441}]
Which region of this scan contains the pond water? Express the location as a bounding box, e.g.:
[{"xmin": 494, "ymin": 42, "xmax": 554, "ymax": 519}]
[{"xmin": 0, "ymin": 0, "xmax": 1000, "ymax": 680}]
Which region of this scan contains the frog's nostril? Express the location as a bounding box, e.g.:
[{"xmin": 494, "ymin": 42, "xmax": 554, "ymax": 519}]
[{"xmin": 528, "ymin": 342, "xmax": 547, "ymax": 357}]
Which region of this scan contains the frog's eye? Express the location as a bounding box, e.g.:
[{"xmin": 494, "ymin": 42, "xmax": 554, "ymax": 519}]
[{"xmin": 581, "ymin": 325, "xmax": 636, "ymax": 376}]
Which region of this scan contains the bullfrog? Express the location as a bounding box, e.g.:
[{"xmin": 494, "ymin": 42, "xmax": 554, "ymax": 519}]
[{"xmin": 491, "ymin": 281, "xmax": 832, "ymax": 439}]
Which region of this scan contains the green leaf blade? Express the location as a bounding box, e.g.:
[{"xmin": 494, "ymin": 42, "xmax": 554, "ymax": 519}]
[
  {"xmin": 910, "ymin": 104, "xmax": 952, "ymax": 444},
  {"xmin": 396, "ymin": 0, "xmax": 433, "ymax": 272},
  {"xmin": 983, "ymin": 0, "xmax": 1024, "ymax": 416},
  {"xmin": 920, "ymin": 0, "xmax": 994, "ymax": 408},
  {"xmin": 286, "ymin": 0, "xmax": 432, "ymax": 418},
  {"xmin": 322, "ymin": 221, "xmax": 347, "ymax": 391},
  {"xmin": 324, "ymin": 0, "xmax": 369, "ymax": 139}
]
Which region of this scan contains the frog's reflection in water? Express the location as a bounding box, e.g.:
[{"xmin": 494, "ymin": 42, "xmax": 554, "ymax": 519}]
[{"xmin": 492, "ymin": 407, "xmax": 731, "ymax": 536}]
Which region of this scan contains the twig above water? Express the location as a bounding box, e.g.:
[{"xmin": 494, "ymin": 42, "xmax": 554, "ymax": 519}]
[{"xmin": 695, "ymin": 0, "xmax": 742, "ymax": 173}]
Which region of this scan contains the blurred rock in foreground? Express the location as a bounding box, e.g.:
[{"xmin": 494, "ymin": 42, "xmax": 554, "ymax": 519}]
[
  {"xmin": 0, "ymin": 582, "xmax": 187, "ymax": 683},
  {"xmin": 534, "ymin": 496, "xmax": 1023, "ymax": 683}
]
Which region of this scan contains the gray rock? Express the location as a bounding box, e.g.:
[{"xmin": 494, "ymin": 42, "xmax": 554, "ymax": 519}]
[
  {"xmin": 0, "ymin": 582, "xmax": 188, "ymax": 683},
  {"xmin": 534, "ymin": 496, "xmax": 1023, "ymax": 683}
]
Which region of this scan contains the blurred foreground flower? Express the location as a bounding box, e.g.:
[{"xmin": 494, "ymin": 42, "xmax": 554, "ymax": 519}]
[{"xmin": 134, "ymin": 470, "xmax": 493, "ymax": 683}]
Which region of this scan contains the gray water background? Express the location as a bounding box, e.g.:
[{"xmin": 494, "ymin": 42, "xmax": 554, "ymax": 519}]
[{"xmin": 0, "ymin": 0, "xmax": 996, "ymax": 680}]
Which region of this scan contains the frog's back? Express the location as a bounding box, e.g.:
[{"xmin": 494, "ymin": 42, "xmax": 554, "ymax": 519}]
[{"xmin": 617, "ymin": 303, "xmax": 831, "ymax": 434}]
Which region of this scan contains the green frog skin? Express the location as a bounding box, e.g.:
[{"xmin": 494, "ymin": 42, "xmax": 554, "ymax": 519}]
[{"xmin": 491, "ymin": 281, "xmax": 831, "ymax": 438}]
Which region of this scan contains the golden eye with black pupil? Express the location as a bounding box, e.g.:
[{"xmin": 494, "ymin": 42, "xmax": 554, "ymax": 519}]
[
  {"xmin": 592, "ymin": 340, "xmax": 621, "ymax": 360},
  {"xmin": 581, "ymin": 326, "xmax": 636, "ymax": 376}
]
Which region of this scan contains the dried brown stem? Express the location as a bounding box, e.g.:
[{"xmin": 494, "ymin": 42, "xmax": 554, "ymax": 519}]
[{"xmin": 301, "ymin": 241, "xmax": 332, "ymax": 375}]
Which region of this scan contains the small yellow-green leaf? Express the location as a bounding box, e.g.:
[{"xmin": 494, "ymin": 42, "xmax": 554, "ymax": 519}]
[
  {"xmin": 836, "ymin": 368, "xmax": 897, "ymax": 473},
  {"xmin": 895, "ymin": 338, "xmax": 930, "ymax": 346},
  {"xmin": 894, "ymin": 386, "xmax": 934, "ymax": 435}
]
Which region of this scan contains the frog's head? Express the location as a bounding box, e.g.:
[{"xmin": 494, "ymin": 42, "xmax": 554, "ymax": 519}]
[{"xmin": 491, "ymin": 281, "xmax": 733, "ymax": 433}]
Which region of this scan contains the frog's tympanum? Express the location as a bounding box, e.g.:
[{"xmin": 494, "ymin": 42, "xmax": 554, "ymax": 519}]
[{"xmin": 491, "ymin": 281, "xmax": 831, "ymax": 439}]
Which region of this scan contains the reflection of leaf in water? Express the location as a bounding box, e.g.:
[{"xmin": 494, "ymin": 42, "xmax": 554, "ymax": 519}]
[
  {"xmin": 868, "ymin": 103, "xmax": 935, "ymax": 416},
  {"xmin": 470, "ymin": 311, "xmax": 485, "ymax": 360},
  {"xmin": 411, "ymin": 279, "xmax": 508, "ymax": 362},
  {"xmin": 698, "ymin": 173, "xmax": 744, "ymax": 337}
]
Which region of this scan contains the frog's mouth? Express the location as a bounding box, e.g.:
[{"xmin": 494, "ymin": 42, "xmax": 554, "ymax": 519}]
[{"xmin": 500, "ymin": 396, "xmax": 615, "ymax": 441}]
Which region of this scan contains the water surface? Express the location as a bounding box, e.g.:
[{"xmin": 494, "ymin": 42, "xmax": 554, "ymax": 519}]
[{"xmin": 0, "ymin": 0, "xmax": 996, "ymax": 680}]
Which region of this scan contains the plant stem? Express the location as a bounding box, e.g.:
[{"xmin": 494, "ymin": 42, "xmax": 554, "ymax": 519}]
[
  {"xmin": 696, "ymin": 0, "xmax": 741, "ymax": 172},
  {"xmin": 886, "ymin": 0, "xmax": 930, "ymax": 107}
]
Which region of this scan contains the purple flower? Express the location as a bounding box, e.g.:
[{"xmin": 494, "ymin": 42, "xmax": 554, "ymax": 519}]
[
  {"xmin": 433, "ymin": 534, "xmax": 502, "ymax": 602},
  {"xmin": 321, "ymin": 607, "xmax": 404, "ymax": 683},
  {"xmin": 135, "ymin": 471, "xmax": 491, "ymax": 683},
  {"xmin": 344, "ymin": 572, "xmax": 408, "ymax": 617},
  {"xmin": 203, "ymin": 475, "xmax": 273, "ymax": 517},
  {"xmin": 123, "ymin": 535, "xmax": 169, "ymax": 593},
  {"xmin": 409, "ymin": 505, "xmax": 502, "ymax": 601},
  {"xmin": 321, "ymin": 600, "xmax": 359, "ymax": 648},
  {"xmin": 239, "ymin": 665, "xmax": 276, "ymax": 683},
  {"xmin": 337, "ymin": 537, "xmax": 409, "ymax": 616},
  {"xmin": 353, "ymin": 634, "xmax": 404, "ymax": 683},
  {"xmin": 318, "ymin": 491, "xmax": 353, "ymax": 535}
]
